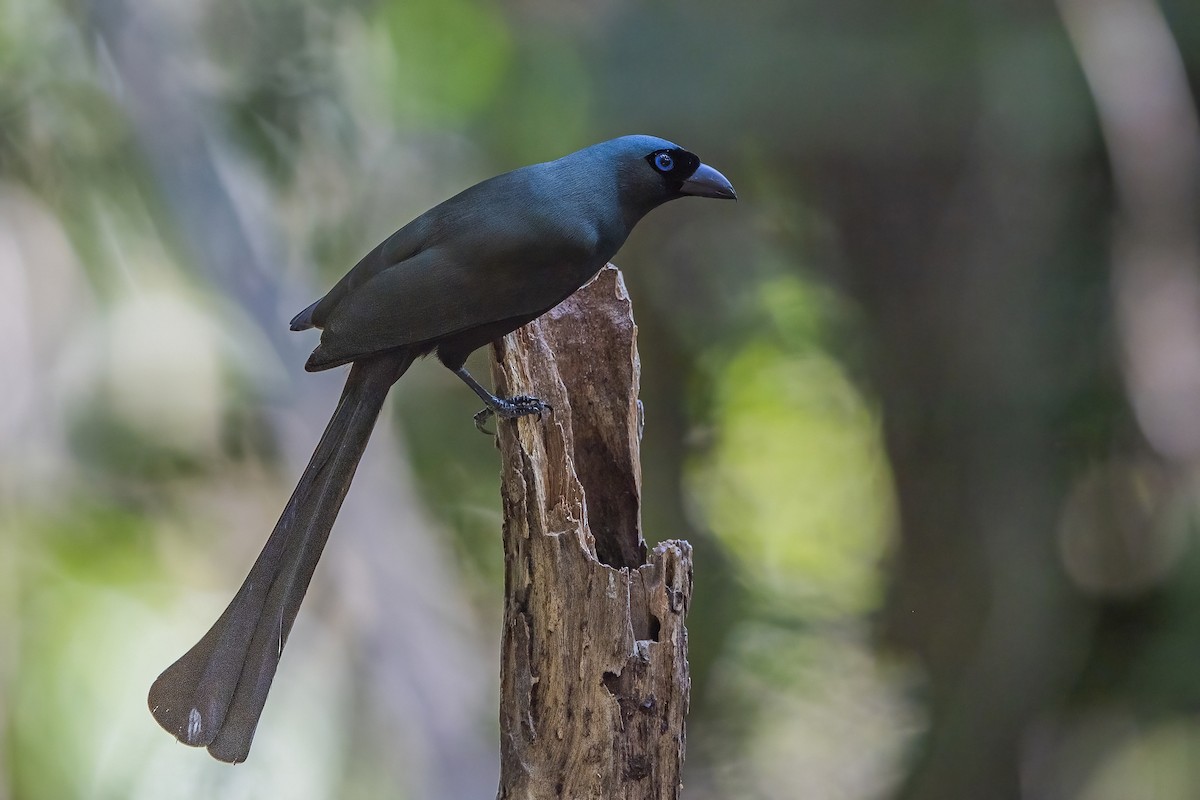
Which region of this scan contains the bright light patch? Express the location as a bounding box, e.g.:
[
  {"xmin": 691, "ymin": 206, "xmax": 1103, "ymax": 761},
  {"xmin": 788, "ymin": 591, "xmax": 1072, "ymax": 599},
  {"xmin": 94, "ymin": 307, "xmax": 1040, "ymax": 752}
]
[
  {"xmin": 691, "ymin": 279, "xmax": 895, "ymax": 617},
  {"xmin": 105, "ymin": 291, "xmax": 223, "ymax": 455}
]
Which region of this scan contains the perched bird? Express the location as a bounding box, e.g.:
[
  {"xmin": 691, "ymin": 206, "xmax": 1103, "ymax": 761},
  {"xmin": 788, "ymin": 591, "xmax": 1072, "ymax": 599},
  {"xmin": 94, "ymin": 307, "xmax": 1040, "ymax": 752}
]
[{"xmin": 147, "ymin": 135, "xmax": 736, "ymax": 762}]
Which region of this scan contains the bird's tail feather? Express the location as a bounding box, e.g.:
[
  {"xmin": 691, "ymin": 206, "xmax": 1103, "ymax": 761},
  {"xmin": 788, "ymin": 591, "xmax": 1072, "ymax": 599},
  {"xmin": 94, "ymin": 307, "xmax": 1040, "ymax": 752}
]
[
  {"xmin": 289, "ymin": 299, "xmax": 320, "ymax": 331},
  {"xmin": 147, "ymin": 349, "xmax": 413, "ymax": 763}
]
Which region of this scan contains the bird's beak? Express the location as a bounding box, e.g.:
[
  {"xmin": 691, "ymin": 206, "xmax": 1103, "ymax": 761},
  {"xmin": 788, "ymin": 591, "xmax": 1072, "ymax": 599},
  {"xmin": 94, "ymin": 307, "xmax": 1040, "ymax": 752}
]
[{"xmin": 680, "ymin": 163, "xmax": 737, "ymax": 200}]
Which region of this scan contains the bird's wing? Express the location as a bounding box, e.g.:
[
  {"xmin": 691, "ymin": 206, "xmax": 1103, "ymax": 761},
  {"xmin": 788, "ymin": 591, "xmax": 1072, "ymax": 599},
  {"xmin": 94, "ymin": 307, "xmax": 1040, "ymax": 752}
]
[
  {"xmin": 290, "ymin": 216, "xmax": 435, "ymax": 332},
  {"xmin": 303, "ymin": 241, "xmax": 590, "ymax": 370}
]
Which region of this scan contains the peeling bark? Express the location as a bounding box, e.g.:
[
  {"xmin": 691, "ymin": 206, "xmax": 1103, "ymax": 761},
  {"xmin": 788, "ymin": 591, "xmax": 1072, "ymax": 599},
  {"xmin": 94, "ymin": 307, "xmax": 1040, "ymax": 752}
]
[{"xmin": 488, "ymin": 265, "xmax": 693, "ymax": 800}]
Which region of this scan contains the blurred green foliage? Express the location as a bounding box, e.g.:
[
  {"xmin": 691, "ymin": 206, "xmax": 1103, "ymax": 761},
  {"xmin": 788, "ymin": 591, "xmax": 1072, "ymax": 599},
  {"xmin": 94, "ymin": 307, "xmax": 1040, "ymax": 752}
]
[{"xmin": 694, "ymin": 277, "xmax": 892, "ymax": 617}]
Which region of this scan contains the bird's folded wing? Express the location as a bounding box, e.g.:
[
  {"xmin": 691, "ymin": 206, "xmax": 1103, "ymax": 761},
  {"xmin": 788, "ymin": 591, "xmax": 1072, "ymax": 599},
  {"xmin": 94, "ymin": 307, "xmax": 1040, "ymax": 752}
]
[{"xmin": 305, "ymin": 245, "xmax": 586, "ymax": 370}]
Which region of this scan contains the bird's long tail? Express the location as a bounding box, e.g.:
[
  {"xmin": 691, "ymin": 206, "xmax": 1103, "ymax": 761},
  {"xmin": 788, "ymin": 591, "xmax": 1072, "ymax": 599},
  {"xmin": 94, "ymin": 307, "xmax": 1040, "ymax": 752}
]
[{"xmin": 148, "ymin": 349, "xmax": 414, "ymax": 763}]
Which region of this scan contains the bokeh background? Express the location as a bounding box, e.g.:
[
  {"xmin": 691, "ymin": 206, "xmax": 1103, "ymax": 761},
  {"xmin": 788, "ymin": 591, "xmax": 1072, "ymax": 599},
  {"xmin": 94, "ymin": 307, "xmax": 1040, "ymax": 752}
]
[{"xmin": 3, "ymin": 0, "xmax": 1200, "ymax": 798}]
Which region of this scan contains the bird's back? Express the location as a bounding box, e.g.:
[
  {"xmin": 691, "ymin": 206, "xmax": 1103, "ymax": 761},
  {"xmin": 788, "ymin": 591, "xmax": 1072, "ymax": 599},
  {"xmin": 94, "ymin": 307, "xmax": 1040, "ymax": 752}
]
[{"xmin": 297, "ymin": 155, "xmax": 629, "ymax": 369}]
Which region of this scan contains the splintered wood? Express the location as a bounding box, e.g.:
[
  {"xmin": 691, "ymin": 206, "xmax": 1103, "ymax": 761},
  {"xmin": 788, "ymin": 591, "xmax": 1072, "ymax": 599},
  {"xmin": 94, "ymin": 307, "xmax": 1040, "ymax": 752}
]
[{"xmin": 488, "ymin": 264, "xmax": 693, "ymax": 800}]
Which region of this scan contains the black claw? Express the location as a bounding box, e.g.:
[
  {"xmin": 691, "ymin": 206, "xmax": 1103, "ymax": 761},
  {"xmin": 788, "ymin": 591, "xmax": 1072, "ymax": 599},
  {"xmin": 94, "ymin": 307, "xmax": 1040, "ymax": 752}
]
[
  {"xmin": 473, "ymin": 408, "xmax": 496, "ymax": 435},
  {"xmin": 471, "ymin": 394, "xmax": 551, "ymax": 433},
  {"xmin": 509, "ymin": 395, "xmax": 551, "ymax": 418}
]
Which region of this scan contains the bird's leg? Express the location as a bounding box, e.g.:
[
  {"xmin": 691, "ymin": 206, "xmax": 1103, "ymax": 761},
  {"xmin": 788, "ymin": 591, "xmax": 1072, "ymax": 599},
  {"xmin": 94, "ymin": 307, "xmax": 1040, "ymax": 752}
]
[{"xmin": 453, "ymin": 367, "xmax": 551, "ymax": 434}]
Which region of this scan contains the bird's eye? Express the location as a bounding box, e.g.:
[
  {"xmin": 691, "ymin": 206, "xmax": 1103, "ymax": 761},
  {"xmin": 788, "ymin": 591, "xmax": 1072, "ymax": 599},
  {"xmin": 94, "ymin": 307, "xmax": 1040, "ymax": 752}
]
[{"xmin": 653, "ymin": 152, "xmax": 674, "ymax": 172}]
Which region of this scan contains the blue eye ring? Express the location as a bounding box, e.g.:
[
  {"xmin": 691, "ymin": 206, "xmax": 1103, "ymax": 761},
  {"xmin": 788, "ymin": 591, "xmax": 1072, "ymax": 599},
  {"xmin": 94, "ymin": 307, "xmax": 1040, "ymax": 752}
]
[{"xmin": 654, "ymin": 152, "xmax": 674, "ymax": 172}]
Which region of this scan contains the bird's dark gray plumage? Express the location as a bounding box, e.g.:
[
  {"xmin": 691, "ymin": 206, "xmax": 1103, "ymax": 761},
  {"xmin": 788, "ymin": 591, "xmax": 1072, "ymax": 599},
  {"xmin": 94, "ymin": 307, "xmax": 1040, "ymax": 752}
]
[{"xmin": 147, "ymin": 135, "xmax": 735, "ymax": 762}]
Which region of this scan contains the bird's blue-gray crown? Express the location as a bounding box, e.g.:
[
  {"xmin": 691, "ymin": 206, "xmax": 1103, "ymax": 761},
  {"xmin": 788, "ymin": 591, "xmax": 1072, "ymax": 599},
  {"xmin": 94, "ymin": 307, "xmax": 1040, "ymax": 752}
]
[{"xmin": 561, "ymin": 135, "xmax": 736, "ymax": 202}]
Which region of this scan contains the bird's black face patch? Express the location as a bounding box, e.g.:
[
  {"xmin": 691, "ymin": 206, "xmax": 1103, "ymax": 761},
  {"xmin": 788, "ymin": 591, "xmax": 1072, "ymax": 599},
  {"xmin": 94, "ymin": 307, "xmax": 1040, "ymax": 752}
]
[{"xmin": 644, "ymin": 148, "xmax": 700, "ymax": 190}]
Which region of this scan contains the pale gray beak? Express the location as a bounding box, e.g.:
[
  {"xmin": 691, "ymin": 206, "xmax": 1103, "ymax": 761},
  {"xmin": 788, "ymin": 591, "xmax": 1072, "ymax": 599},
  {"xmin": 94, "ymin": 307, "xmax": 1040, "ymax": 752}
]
[{"xmin": 680, "ymin": 163, "xmax": 737, "ymax": 200}]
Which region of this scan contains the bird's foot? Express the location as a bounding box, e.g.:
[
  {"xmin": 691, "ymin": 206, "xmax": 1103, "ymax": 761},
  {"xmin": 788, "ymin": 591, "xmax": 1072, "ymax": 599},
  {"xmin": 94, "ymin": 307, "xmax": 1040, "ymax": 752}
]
[{"xmin": 474, "ymin": 395, "xmax": 552, "ymax": 435}]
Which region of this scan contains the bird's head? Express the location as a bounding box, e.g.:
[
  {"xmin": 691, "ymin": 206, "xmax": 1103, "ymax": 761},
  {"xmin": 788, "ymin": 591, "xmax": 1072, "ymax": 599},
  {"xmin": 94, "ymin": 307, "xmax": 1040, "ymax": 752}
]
[{"xmin": 573, "ymin": 135, "xmax": 736, "ymax": 218}]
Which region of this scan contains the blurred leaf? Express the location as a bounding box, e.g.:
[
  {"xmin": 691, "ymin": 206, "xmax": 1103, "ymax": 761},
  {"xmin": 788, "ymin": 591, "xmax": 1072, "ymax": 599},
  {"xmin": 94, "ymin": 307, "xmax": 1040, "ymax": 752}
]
[
  {"xmin": 361, "ymin": 0, "xmax": 513, "ymax": 128},
  {"xmin": 1079, "ymin": 720, "xmax": 1200, "ymax": 800},
  {"xmin": 691, "ymin": 278, "xmax": 894, "ymax": 617}
]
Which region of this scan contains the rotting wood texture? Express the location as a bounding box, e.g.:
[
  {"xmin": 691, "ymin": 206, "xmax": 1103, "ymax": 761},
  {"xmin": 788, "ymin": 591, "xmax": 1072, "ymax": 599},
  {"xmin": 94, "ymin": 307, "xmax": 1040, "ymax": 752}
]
[{"xmin": 489, "ymin": 264, "xmax": 693, "ymax": 800}]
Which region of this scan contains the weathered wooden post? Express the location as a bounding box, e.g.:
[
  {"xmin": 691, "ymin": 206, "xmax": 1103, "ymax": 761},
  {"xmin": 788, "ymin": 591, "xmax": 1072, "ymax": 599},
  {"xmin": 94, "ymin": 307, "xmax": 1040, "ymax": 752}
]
[{"xmin": 489, "ymin": 264, "xmax": 694, "ymax": 800}]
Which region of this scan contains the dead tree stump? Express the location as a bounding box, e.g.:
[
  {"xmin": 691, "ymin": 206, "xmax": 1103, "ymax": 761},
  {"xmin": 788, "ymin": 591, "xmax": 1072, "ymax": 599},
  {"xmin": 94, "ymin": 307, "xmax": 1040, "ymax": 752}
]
[{"xmin": 488, "ymin": 264, "xmax": 694, "ymax": 800}]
